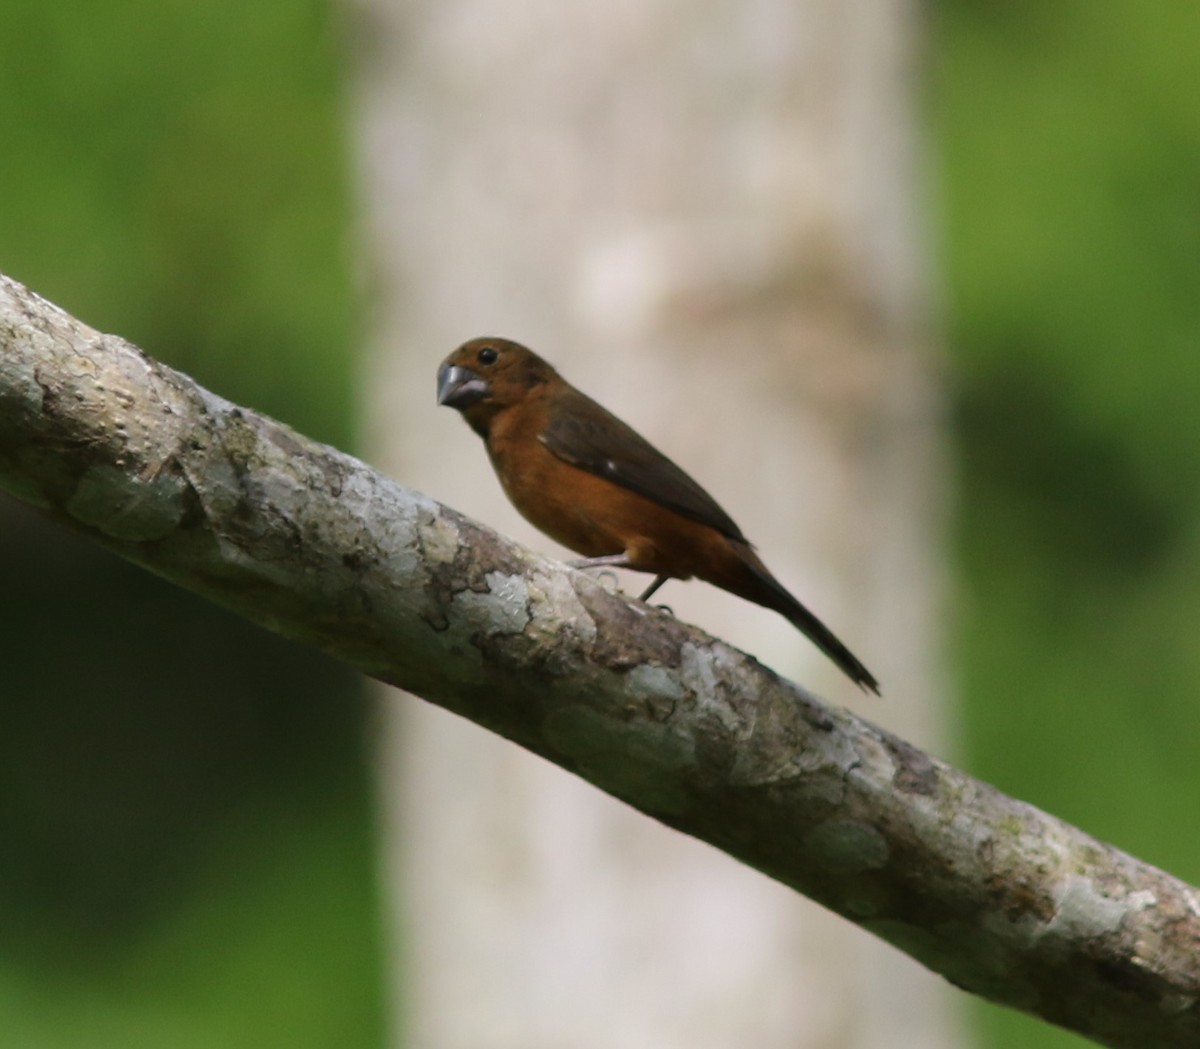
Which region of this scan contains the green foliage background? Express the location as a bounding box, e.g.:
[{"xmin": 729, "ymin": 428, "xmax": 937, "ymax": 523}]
[
  {"xmin": 0, "ymin": 0, "xmax": 1196, "ymax": 1046},
  {"xmin": 936, "ymin": 3, "xmax": 1200, "ymax": 1045},
  {"xmin": 0, "ymin": 1, "xmax": 381, "ymax": 1047}
]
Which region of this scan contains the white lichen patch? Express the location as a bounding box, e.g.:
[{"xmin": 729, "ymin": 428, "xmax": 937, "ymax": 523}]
[
  {"xmin": 335, "ymin": 471, "xmax": 429, "ymax": 580},
  {"xmin": 252, "ymin": 462, "xmax": 311, "ymax": 516},
  {"xmin": 625, "ymin": 663, "xmax": 686, "ymax": 707},
  {"xmin": 1125, "ymin": 888, "xmax": 1158, "ymax": 914},
  {"xmin": 679, "ymin": 642, "xmax": 741, "ymax": 733},
  {"xmin": 417, "ymin": 511, "xmax": 463, "ymax": 565},
  {"xmin": 526, "ymin": 569, "xmax": 597, "ymax": 644},
  {"xmin": 455, "ymin": 571, "xmax": 532, "ymax": 635},
  {"xmin": 1122, "ymin": 889, "xmax": 1163, "ymax": 974},
  {"xmin": 1046, "ymin": 874, "xmax": 1129, "ymax": 941}
]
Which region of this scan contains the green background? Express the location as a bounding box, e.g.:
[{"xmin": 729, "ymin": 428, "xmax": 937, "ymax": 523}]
[
  {"xmin": 0, "ymin": 2, "xmax": 381, "ymax": 1047},
  {"xmin": 937, "ymin": 3, "xmax": 1200, "ymax": 1044},
  {"xmin": 1, "ymin": 1, "xmax": 1196, "ymax": 1046}
]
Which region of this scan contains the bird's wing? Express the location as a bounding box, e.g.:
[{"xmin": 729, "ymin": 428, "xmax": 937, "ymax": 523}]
[{"xmin": 539, "ymin": 388, "xmax": 747, "ymax": 543}]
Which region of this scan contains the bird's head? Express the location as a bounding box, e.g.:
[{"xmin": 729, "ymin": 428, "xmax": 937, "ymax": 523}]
[{"xmin": 437, "ymin": 337, "xmax": 555, "ymax": 435}]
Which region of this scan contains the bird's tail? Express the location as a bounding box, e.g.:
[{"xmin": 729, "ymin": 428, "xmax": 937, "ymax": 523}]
[{"xmin": 730, "ymin": 545, "xmax": 881, "ymax": 695}]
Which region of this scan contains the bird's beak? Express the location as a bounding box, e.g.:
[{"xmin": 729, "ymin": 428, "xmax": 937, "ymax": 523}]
[{"xmin": 437, "ymin": 363, "xmax": 489, "ymax": 409}]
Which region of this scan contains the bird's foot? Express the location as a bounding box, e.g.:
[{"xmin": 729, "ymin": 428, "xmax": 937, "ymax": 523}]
[
  {"xmin": 594, "ymin": 569, "xmax": 622, "ymax": 591},
  {"xmin": 566, "ymin": 554, "xmax": 632, "ymax": 570}
]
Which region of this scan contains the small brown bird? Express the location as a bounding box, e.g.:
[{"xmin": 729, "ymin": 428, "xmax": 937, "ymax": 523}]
[{"xmin": 437, "ymin": 337, "xmax": 879, "ymax": 694}]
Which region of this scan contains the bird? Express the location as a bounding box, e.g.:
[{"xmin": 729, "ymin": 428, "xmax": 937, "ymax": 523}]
[{"xmin": 436, "ymin": 337, "xmax": 880, "ymax": 694}]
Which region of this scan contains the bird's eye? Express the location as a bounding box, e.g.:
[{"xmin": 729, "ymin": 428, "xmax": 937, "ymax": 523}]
[{"xmin": 477, "ymin": 346, "xmax": 499, "ymax": 366}]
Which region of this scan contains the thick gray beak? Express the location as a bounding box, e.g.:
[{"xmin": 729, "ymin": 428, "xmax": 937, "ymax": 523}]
[{"xmin": 437, "ymin": 363, "xmax": 489, "ymax": 409}]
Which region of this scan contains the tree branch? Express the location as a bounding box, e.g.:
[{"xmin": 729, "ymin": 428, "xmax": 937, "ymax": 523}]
[{"xmin": 1, "ymin": 272, "xmax": 1197, "ymax": 1048}]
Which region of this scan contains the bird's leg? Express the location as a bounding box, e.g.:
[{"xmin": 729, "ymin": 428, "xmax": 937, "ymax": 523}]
[
  {"xmin": 567, "ymin": 553, "xmax": 632, "ymax": 570},
  {"xmin": 638, "ymin": 575, "xmax": 669, "ymax": 602}
]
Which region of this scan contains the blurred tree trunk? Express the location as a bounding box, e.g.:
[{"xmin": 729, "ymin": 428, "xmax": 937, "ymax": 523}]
[{"xmin": 351, "ymin": 0, "xmax": 961, "ymax": 1046}]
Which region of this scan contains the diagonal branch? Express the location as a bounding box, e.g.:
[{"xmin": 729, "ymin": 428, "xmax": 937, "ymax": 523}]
[{"xmin": 1, "ymin": 272, "xmax": 1197, "ymax": 1048}]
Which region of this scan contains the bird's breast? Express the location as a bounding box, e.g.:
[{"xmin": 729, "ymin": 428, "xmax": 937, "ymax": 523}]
[
  {"xmin": 485, "ymin": 432, "xmax": 718, "ymax": 581},
  {"xmin": 488, "ymin": 436, "xmax": 622, "ymax": 556}
]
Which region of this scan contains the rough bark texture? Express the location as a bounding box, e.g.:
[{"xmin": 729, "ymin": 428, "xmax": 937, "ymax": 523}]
[{"xmin": 2, "ymin": 275, "xmax": 1199, "ymax": 1049}]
